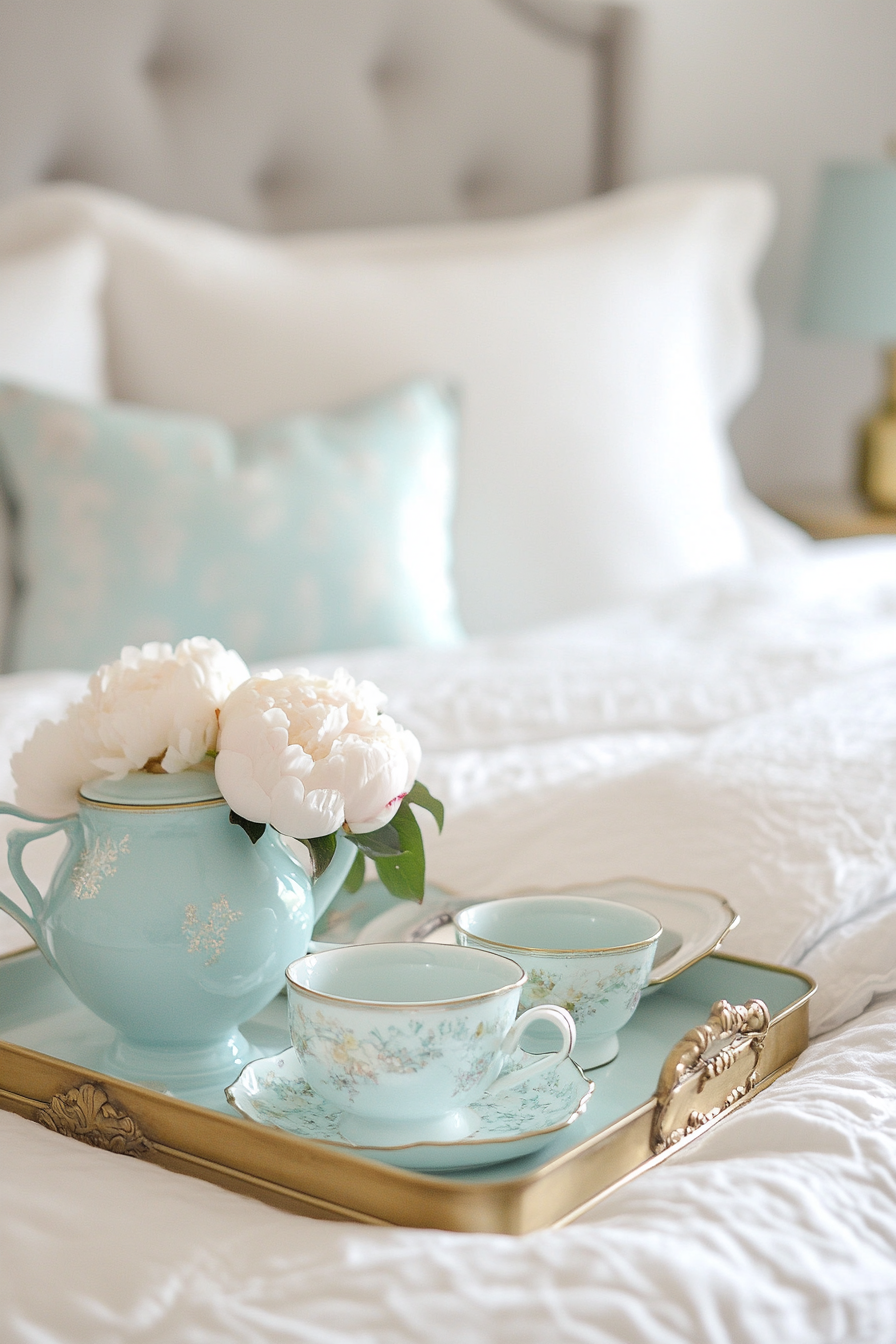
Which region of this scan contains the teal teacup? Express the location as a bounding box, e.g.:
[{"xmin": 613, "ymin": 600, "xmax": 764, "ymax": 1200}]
[
  {"xmin": 286, "ymin": 942, "xmax": 576, "ymax": 1145},
  {"xmin": 454, "ymin": 895, "xmax": 661, "ymax": 1069}
]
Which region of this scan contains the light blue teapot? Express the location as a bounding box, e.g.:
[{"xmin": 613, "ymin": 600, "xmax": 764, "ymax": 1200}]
[{"xmin": 0, "ymin": 768, "xmax": 355, "ymax": 1097}]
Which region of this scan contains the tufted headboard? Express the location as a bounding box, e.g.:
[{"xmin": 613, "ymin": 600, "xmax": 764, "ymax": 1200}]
[{"xmin": 0, "ymin": 0, "xmax": 625, "ymax": 234}]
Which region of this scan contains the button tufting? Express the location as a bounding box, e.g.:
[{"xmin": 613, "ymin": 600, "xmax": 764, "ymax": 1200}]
[
  {"xmin": 369, "ymin": 53, "xmax": 416, "ymax": 99},
  {"xmin": 142, "ymin": 41, "xmax": 205, "ymax": 89},
  {"xmin": 0, "ymin": 0, "xmax": 598, "ymax": 231},
  {"xmin": 254, "ymin": 159, "xmax": 308, "ymax": 202},
  {"xmin": 457, "ymin": 164, "xmax": 507, "ymax": 213},
  {"xmin": 40, "ymin": 150, "xmax": 91, "ymax": 185}
]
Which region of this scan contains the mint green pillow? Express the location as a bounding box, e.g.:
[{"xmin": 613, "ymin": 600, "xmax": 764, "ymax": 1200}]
[{"xmin": 0, "ymin": 380, "xmax": 462, "ymax": 671}]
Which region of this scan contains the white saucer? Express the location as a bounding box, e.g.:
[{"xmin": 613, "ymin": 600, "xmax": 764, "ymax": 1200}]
[
  {"xmin": 357, "ymin": 877, "xmax": 738, "ymax": 985},
  {"xmin": 226, "ymin": 1049, "xmax": 593, "ymax": 1171}
]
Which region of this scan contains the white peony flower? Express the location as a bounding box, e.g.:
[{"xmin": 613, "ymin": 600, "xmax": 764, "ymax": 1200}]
[
  {"xmin": 215, "ymin": 669, "xmax": 421, "ymax": 839},
  {"xmin": 13, "ymin": 638, "xmax": 250, "ymax": 817}
]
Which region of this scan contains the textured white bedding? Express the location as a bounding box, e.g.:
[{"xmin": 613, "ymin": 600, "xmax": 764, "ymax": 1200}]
[
  {"xmin": 2, "ymin": 538, "xmax": 896, "ymax": 1341},
  {"xmin": 3, "ymin": 993, "xmax": 896, "ymax": 1343}
]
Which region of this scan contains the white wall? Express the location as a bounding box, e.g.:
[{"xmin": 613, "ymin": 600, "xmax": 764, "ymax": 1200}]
[{"xmin": 622, "ymin": 0, "xmax": 896, "ymax": 500}]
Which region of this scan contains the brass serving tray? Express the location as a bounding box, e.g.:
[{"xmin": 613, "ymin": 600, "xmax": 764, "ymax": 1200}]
[{"xmin": 0, "ymin": 946, "xmax": 813, "ymax": 1234}]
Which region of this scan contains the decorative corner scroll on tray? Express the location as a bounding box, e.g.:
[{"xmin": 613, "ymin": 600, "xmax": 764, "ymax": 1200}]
[
  {"xmin": 37, "ymin": 1082, "xmax": 151, "ymax": 1157},
  {"xmin": 651, "ymin": 998, "xmax": 770, "ymax": 1154}
]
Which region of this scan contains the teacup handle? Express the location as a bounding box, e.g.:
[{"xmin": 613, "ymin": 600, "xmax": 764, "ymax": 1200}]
[{"xmin": 487, "ymin": 1004, "xmax": 577, "ymax": 1094}]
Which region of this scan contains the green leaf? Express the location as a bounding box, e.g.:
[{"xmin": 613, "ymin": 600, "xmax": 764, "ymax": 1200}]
[
  {"xmin": 341, "ymin": 847, "xmax": 366, "ymax": 894},
  {"xmin": 229, "ymin": 811, "xmax": 266, "ymax": 845},
  {"xmin": 295, "ymin": 831, "xmax": 337, "ymax": 880},
  {"xmin": 345, "ymin": 822, "xmax": 403, "ymax": 857},
  {"xmin": 373, "ymin": 798, "xmax": 425, "ymax": 902},
  {"xmin": 406, "ymin": 780, "xmax": 444, "ymax": 833}
]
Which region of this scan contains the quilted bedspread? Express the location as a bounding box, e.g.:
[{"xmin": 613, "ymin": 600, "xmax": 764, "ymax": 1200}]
[{"xmin": 2, "ymin": 537, "xmax": 896, "ymax": 1342}]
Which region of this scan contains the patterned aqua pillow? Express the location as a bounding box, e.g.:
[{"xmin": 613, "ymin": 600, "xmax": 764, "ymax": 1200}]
[{"xmin": 0, "ymin": 380, "xmax": 462, "ymax": 671}]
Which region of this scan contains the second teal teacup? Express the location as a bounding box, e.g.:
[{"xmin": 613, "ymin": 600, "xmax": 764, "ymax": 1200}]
[
  {"xmin": 454, "ymin": 895, "xmax": 661, "ymax": 1069},
  {"xmin": 286, "ymin": 942, "xmax": 576, "ymax": 1146}
]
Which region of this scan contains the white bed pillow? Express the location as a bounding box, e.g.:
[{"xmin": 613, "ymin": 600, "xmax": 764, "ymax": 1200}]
[
  {"xmin": 0, "ymin": 181, "xmax": 778, "ymax": 634},
  {"xmin": 0, "ymin": 234, "xmax": 108, "ymax": 667},
  {"xmin": 0, "ymin": 235, "xmax": 107, "ymax": 401}
]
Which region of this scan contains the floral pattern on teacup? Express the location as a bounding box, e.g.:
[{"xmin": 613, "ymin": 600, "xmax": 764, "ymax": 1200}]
[
  {"xmin": 521, "ymin": 960, "xmax": 644, "ymax": 1023},
  {"xmin": 289, "ymin": 1000, "xmax": 503, "ymax": 1100},
  {"xmin": 235, "ymin": 1050, "xmax": 587, "ymax": 1144}
]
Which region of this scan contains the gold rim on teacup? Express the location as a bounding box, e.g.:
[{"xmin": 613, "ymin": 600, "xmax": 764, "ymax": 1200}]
[
  {"xmin": 453, "ymin": 897, "xmax": 663, "ymax": 957},
  {"xmin": 286, "ymin": 941, "xmax": 528, "ymax": 1010}
]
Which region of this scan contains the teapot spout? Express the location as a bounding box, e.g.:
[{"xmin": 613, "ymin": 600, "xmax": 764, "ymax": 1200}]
[{"xmin": 309, "ymin": 831, "xmax": 358, "ymax": 932}]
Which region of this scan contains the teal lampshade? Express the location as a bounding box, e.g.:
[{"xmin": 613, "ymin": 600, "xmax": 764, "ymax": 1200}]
[{"xmin": 803, "ymin": 162, "xmax": 896, "ymax": 341}]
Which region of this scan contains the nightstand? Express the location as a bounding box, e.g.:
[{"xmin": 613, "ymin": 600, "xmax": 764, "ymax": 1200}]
[{"xmin": 769, "ymin": 493, "xmax": 896, "ymax": 540}]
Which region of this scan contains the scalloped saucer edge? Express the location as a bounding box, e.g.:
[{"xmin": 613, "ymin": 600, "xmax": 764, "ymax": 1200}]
[{"xmin": 226, "ymin": 1048, "xmax": 593, "ymax": 1171}]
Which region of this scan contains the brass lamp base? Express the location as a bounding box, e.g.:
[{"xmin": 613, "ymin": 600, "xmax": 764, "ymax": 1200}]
[{"xmin": 861, "ymin": 349, "xmax": 896, "ymax": 510}]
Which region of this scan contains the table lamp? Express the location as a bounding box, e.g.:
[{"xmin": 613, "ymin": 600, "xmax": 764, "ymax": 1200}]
[{"xmin": 803, "ymin": 160, "xmax": 896, "ymax": 509}]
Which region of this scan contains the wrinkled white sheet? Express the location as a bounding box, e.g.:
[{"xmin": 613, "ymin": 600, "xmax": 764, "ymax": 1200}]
[
  {"xmin": 3, "ymin": 539, "xmax": 896, "ymax": 1341},
  {"xmin": 296, "ymin": 539, "xmax": 896, "ymax": 1037},
  {"xmin": 2, "ymin": 995, "xmax": 895, "ymax": 1343}
]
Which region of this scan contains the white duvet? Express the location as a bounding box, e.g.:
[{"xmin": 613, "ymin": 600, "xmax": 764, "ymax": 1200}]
[{"xmin": 3, "ymin": 539, "xmax": 896, "ymax": 1343}]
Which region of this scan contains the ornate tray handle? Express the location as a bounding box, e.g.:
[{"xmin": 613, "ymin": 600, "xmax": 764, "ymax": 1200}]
[
  {"xmin": 651, "ymin": 998, "xmax": 771, "ymax": 1154},
  {"xmin": 37, "ymin": 1082, "xmax": 151, "ymax": 1157}
]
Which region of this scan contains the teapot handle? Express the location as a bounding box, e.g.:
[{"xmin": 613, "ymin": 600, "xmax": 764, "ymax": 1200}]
[{"xmin": 0, "ymin": 803, "xmax": 80, "ymax": 969}]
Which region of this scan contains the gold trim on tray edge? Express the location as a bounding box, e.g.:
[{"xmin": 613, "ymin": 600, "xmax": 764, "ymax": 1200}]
[
  {"xmin": 0, "ymin": 1031, "xmax": 404, "ymax": 1223},
  {"xmin": 0, "ymin": 945, "xmax": 815, "ymax": 1235}
]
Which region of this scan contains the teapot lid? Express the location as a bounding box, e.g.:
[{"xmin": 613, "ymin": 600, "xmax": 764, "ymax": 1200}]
[{"xmin": 80, "ymin": 765, "xmax": 224, "ymax": 806}]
